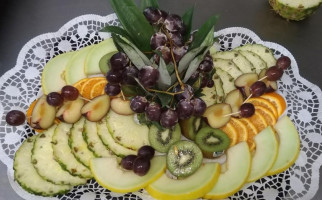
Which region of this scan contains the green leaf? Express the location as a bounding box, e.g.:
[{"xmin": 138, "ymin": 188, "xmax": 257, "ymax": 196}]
[
  {"xmin": 178, "ymin": 46, "xmax": 206, "ymax": 74},
  {"xmin": 151, "ymin": 121, "xmax": 165, "ymax": 131},
  {"xmin": 100, "ymin": 25, "xmax": 132, "ymax": 41},
  {"xmin": 189, "ymin": 15, "xmax": 219, "ymax": 50},
  {"xmin": 200, "ymin": 27, "xmax": 214, "ymax": 47},
  {"xmin": 121, "ymin": 84, "xmax": 145, "ymax": 97},
  {"xmin": 166, "ymin": 63, "xmax": 175, "ymax": 74},
  {"xmin": 156, "ymin": 93, "xmax": 173, "ymax": 107},
  {"xmin": 141, "ymin": 0, "xmax": 159, "ymax": 10},
  {"xmin": 182, "ymin": 6, "xmax": 194, "ymax": 41},
  {"xmin": 157, "ymin": 58, "xmax": 172, "ymax": 90}
]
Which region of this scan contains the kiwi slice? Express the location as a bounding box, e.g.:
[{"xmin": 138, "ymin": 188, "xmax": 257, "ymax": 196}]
[
  {"xmin": 167, "ymin": 140, "xmax": 203, "ymax": 178},
  {"xmin": 149, "ymin": 124, "xmax": 181, "ymax": 153},
  {"xmin": 195, "ymin": 127, "xmax": 230, "ymax": 158},
  {"xmin": 179, "ymin": 116, "xmax": 206, "ymax": 140},
  {"xmin": 99, "ymin": 51, "xmax": 117, "ymax": 75}
]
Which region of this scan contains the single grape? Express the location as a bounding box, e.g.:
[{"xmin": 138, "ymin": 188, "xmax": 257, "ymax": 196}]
[
  {"xmin": 207, "ymin": 79, "xmax": 215, "ymax": 88},
  {"xmin": 173, "ymin": 46, "xmax": 187, "ymax": 62},
  {"xmin": 110, "ymin": 52, "xmax": 129, "ymax": 71},
  {"xmin": 139, "ymin": 66, "xmax": 159, "ymax": 88},
  {"xmin": 133, "ymin": 156, "xmax": 151, "ymax": 176},
  {"xmin": 106, "ymin": 70, "xmax": 123, "ymax": 84},
  {"xmin": 177, "ymin": 99, "xmax": 194, "ymax": 119},
  {"xmin": 155, "ymin": 46, "xmax": 171, "ymax": 64},
  {"xmin": 266, "ymin": 66, "xmax": 283, "ymax": 81},
  {"xmin": 200, "ymin": 77, "xmax": 209, "ymax": 88},
  {"xmin": 145, "ymin": 102, "xmax": 161, "ymax": 121},
  {"xmin": 104, "ymin": 83, "xmax": 121, "ymax": 96},
  {"xmin": 250, "ymin": 81, "xmax": 266, "ymax": 97},
  {"xmin": 173, "ymin": 84, "xmax": 194, "ymax": 101},
  {"xmin": 138, "ymin": 146, "xmax": 155, "ymax": 160},
  {"xmin": 164, "ymin": 14, "xmax": 184, "ymax": 32},
  {"xmin": 150, "ymin": 32, "xmax": 167, "ymax": 50},
  {"xmin": 143, "ymin": 7, "xmax": 165, "ymax": 25},
  {"xmin": 276, "ymin": 56, "xmax": 291, "ymax": 70},
  {"xmin": 121, "ymin": 155, "xmax": 137, "ymax": 170},
  {"xmin": 122, "ymin": 66, "xmax": 139, "ymax": 85},
  {"xmin": 160, "ymin": 109, "xmax": 178, "ymax": 128},
  {"xmin": 169, "ymin": 32, "xmax": 184, "ymax": 47},
  {"xmin": 130, "ymin": 96, "xmax": 148, "ymax": 113},
  {"xmin": 240, "ymin": 103, "xmax": 255, "ymax": 118},
  {"xmin": 198, "ymin": 60, "xmax": 213, "ymax": 72},
  {"xmin": 204, "ymin": 54, "xmax": 213, "ymax": 62},
  {"xmin": 46, "ymin": 92, "xmax": 63, "ymax": 106},
  {"xmin": 191, "ymin": 98, "xmax": 207, "ymax": 117},
  {"xmin": 6, "ymin": 110, "xmax": 25, "ymax": 126},
  {"xmin": 189, "ymin": 70, "xmax": 200, "ymax": 82},
  {"xmin": 61, "ymin": 85, "xmax": 79, "ymax": 101}
]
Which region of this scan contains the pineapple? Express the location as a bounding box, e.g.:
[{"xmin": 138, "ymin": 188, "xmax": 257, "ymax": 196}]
[{"xmin": 269, "ymin": 0, "xmax": 322, "ymax": 21}]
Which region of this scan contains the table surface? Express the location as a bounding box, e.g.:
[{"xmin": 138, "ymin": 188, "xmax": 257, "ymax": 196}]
[{"xmin": 0, "ymin": 0, "xmax": 321, "ymax": 199}]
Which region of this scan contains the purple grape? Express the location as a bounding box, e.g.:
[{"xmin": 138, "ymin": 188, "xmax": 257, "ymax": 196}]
[
  {"xmin": 110, "ymin": 52, "xmax": 129, "ymax": 71},
  {"xmin": 106, "ymin": 70, "xmax": 123, "ymax": 84},
  {"xmin": 198, "ymin": 60, "xmax": 213, "ymax": 72},
  {"xmin": 276, "ymin": 56, "xmax": 291, "ymax": 70},
  {"xmin": 204, "ymin": 54, "xmax": 213, "ymax": 62},
  {"xmin": 250, "ymin": 81, "xmax": 266, "ymax": 97},
  {"xmin": 173, "ymin": 84, "xmax": 194, "ymax": 101},
  {"xmin": 155, "ymin": 46, "xmax": 172, "ymax": 64},
  {"xmin": 133, "ymin": 156, "xmax": 151, "ymax": 176},
  {"xmin": 207, "ymin": 80, "xmax": 215, "ymax": 88},
  {"xmin": 121, "ymin": 155, "xmax": 137, "ymax": 170},
  {"xmin": 173, "ymin": 46, "xmax": 187, "ymax": 62},
  {"xmin": 138, "ymin": 146, "xmax": 155, "ymax": 160},
  {"xmin": 169, "ymin": 32, "xmax": 184, "ymax": 47},
  {"xmin": 150, "ymin": 32, "xmax": 168, "ymax": 50},
  {"xmin": 104, "ymin": 83, "xmax": 121, "ymax": 96},
  {"xmin": 122, "ymin": 66, "xmax": 139, "ymax": 85},
  {"xmin": 266, "ymin": 66, "xmax": 283, "ymax": 81},
  {"xmin": 177, "ymin": 99, "xmax": 194, "ymax": 119},
  {"xmin": 143, "ymin": 7, "xmax": 165, "ymax": 25},
  {"xmin": 200, "ymin": 77, "xmax": 209, "ymax": 88},
  {"xmin": 240, "ymin": 103, "xmax": 255, "ymax": 118},
  {"xmin": 46, "ymin": 92, "xmax": 63, "ymax": 106},
  {"xmin": 164, "ymin": 14, "xmax": 184, "ymax": 32},
  {"xmin": 61, "ymin": 85, "xmax": 79, "ymax": 101},
  {"xmin": 6, "ymin": 110, "xmax": 25, "ymax": 126},
  {"xmin": 160, "ymin": 109, "xmax": 178, "ymax": 128},
  {"xmin": 189, "ymin": 70, "xmax": 200, "ymax": 82},
  {"xmin": 139, "ymin": 66, "xmax": 159, "ymax": 88},
  {"xmin": 145, "ymin": 102, "xmax": 161, "ymax": 121},
  {"xmin": 130, "ymin": 96, "xmax": 148, "ymax": 113},
  {"xmin": 191, "ymin": 98, "xmax": 207, "ymax": 117}
]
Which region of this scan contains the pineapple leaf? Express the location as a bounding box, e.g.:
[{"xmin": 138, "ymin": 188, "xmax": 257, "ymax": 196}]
[
  {"xmin": 157, "ymin": 58, "xmax": 172, "ymax": 90},
  {"xmin": 156, "ymin": 93, "xmax": 173, "ymax": 108},
  {"xmin": 141, "ymin": 0, "xmax": 159, "ymax": 10},
  {"xmin": 100, "ymin": 25, "xmax": 133, "ymax": 42},
  {"xmin": 182, "ymin": 6, "xmax": 194, "ymax": 41},
  {"xmin": 121, "ymin": 85, "xmax": 146, "ymax": 97},
  {"xmin": 178, "ymin": 46, "xmax": 207, "ymax": 74}
]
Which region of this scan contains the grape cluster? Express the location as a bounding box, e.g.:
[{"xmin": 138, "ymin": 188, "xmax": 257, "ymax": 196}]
[{"xmin": 121, "ymin": 145, "xmax": 155, "ymax": 176}]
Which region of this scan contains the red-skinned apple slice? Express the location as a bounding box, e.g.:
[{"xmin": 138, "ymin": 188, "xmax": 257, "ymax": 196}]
[
  {"xmin": 203, "ymin": 103, "xmax": 232, "ymax": 128},
  {"xmin": 81, "ymin": 94, "xmax": 110, "ymax": 122},
  {"xmin": 110, "ymin": 97, "xmax": 134, "ymax": 115},
  {"xmin": 30, "ymin": 95, "xmax": 56, "ymax": 129},
  {"xmin": 56, "ymin": 97, "xmax": 84, "ymax": 123},
  {"xmin": 234, "ymin": 73, "xmax": 258, "ymax": 98},
  {"xmin": 259, "ymin": 69, "xmax": 278, "ymax": 93},
  {"xmin": 224, "ymin": 89, "xmax": 243, "ymax": 117}
]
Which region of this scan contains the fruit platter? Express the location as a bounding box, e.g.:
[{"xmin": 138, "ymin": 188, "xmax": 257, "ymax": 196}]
[{"xmin": 0, "ymin": 0, "xmax": 322, "ymax": 200}]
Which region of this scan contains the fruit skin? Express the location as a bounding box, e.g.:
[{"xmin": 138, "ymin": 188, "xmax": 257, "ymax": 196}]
[
  {"xmin": 81, "ymin": 94, "xmax": 111, "ymax": 122},
  {"xmin": 110, "ymin": 97, "xmax": 134, "ymax": 115},
  {"xmin": 269, "ymin": 0, "xmax": 322, "ymax": 21},
  {"xmin": 30, "ymin": 95, "xmax": 56, "ymax": 129},
  {"xmin": 90, "ymin": 156, "xmax": 166, "ymax": 193},
  {"xmin": 203, "ymin": 103, "xmax": 232, "ymax": 129},
  {"xmin": 146, "ymin": 162, "xmax": 221, "ymax": 200},
  {"xmin": 56, "ymin": 97, "xmax": 85, "ymax": 124},
  {"xmin": 267, "ymin": 116, "xmax": 300, "ymax": 175}
]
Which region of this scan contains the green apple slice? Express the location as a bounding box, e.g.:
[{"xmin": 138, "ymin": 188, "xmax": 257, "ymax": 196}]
[
  {"xmin": 146, "ymin": 162, "xmax": 221, "ymax": 200},
  {"xmin": 41, "ymin": 51, "xmax": 75, "ymax": 95},
  {"xmin": 204, "ymin": 142, "xmax": 251, "ymax": 199},
  {"xmin": 247, "ymin": 126, "xmax": 278, "ymax": 182},
  {"xmin": 84, "ymin": 38, "xmax": 117, "ymax": 75},
  {"xmin": 90, "ymin": 156, "xmax": 166, "ymax": 193},
  {"xmin": 65, "ymin": 45, "xmax": 93, "ymax": 85},
  {"xmin": 267, "ymin": 116, "xmax": 300, "ymax": 175}
]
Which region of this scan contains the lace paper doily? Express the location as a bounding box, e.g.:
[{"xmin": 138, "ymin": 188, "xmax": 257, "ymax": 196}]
[{"xmin": 0, "ymin": 14, "xmax": 321, "ymax": 200}]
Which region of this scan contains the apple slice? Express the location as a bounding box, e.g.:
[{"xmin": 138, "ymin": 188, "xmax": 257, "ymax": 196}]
[
  {"xmin": 146, "ymin": 163, "xmax": 221, "ymax": 200},
  {"xmin": 247, "ymin": 126, "xmax": 278, "ymax": 182},
  {"xmin": 30, "ymin": 95, "xmax": 56, "ymax": 129},
  {"xmin": 56, "ymin": 97, "xmax": 84, "ymax": 124},
  {"xmin": 224, "ymin": 89, "xmax": 243, "ymax": 117},
  {"xmin": 204, "ymin": 142, "xmax": 251, "ymax": 199},
  {"xmin": 234, "ymin": 73, "xmax": 258, "ymax": 98},
  {"xmin": 259, "ymin": 69, "xmax": 278, "ymax": 93},
  {"xmin": 81, "ymin": 94, "xmax": 110, "ymax": 122},
  {"xmin": 203, "ymin": 103, "xmax": 232, "ymax": 128},
  {"xmin": 90, "ymin": 156, "xmax": 166, "ymax": 193},
  {"xmin": 110, "ymin": 97, "xmax": 134, "ymax": 115},
  {"xmin": 267, "ymin": 116, "xmax": 300, "ymax": 175}
]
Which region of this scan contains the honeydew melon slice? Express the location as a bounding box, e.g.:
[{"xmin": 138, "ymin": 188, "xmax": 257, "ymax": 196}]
[
  {"xmin": 14, "ymin": 136, "xmax": 71, "ymax": 196},
  {"xmin": 65, "ymin": 45, "xmax": 93, "ymax": 85},
  {"xmin": 146, "ymin": 162, "xmax": 221, "ymax": 200},
  {"xmin": 212, "ymin": 58, "xmax": 243, "ymax": 79},
  {"xmin": 212, "ymin": 51, "xmax": 254, "ymax": 73},
  {"xmin": 41, "ymin": 51, "xmax": 75, "ymax": 95},
  {"xmin": 238, "ymin": 50, "xmax": 267, "ymax": 74},
  {"xmin": 90, "ymin": 156, "xmax": 166, "ymax": 193},
  {"xmin": 84, "ymin": 38, "xmax": 117, "ymax": 75},
  {"xmin": 204, "ymin": 142, "xmax": 251, "ymax": 199},
  {"xmin": 267, "ymin": 116, "xmax": 300, "ymax": 175},
  {"xmin": 247, "ymin": 126, "xmax": 278, "ymax": 182}
]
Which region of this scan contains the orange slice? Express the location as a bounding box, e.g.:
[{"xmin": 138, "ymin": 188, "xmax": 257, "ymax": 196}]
[
  {"xmin": 260, "ymin": 93, "xmax": 287, "ymax": 117},
  {"xmin": 73, "ymin": 78, "xmax": 90, "ymax": 91},
  {"xmin": 90, "ymin": 79, "xmax": 108, "ymax": 99},
  {"xmin": 254, "ymin": 105, "xmax": 277, "ymax": 126},
  {"xmin": 220, "ymin": 122, "xmax": 238, "ymax": 147},
  {"xmin": 229, "ymin": 118, "xmax": 248, "ymax": 143},
  {"xmin": 247, "ymin": 111, "xmax": 268, "ymax": 133},
  {"xmin": 246, "ymin": 97, "xmax": 278, "ymax": 119},
  {"xmin": 80, "ymin": 77, "xmax": 105, "ymax": 99},
  {"xmin": 238, "ymin": 118, "xmax": 258, "ymax": 152}
]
